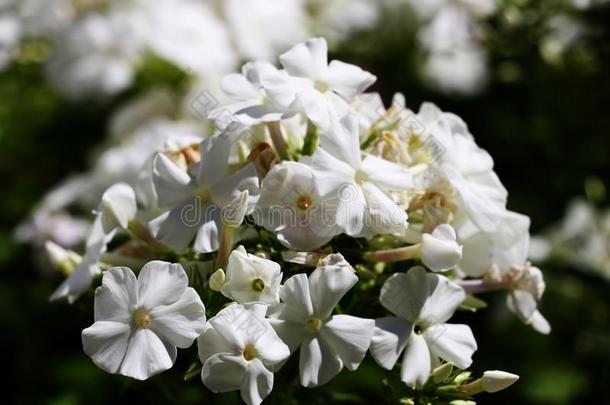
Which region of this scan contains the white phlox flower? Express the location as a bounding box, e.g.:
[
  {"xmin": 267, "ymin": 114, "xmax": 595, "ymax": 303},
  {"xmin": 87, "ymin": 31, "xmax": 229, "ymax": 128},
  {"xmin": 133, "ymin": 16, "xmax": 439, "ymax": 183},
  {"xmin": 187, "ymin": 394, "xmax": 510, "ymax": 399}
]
[
  {"xmin": 303, "ymin": 113, "xmax": 412, "ymax": 237},
  {"xmin": 82, "ymin": 261, "xmax": 206, "ymax": 380},
  {"xmin": 198, "ymin": 302, "xmax": 290, "ymax": 405},
  {"xmin": 370, "ymin": 266, "xmax": 477, "ymax": 388},
  {"xmin": 270, "ymin": 254, "xmax": 374, "ymax": 387},
  {"xmin": 220, "ymin": 246, "xmax": 283, "ymax": 305},
  {"xmin": 150, "ymin": 133, "xmax": 259, "ymax": 253}
]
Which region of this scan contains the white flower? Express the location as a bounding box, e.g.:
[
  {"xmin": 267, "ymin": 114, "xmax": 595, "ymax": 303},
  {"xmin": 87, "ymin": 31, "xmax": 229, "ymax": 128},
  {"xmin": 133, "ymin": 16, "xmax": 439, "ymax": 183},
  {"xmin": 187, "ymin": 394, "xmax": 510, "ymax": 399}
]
[
  {"xmin": 198, "ymin": 302, "xmax": 290, "ymax": 405},
  {"xmin": 370, "ymin": 266, "xmax": 477, "ymax": 388},
  {"xmin": 266, "ymin": 37, "xmax": 376, "ymax": 129},
  {"xmin": 50, "ymin": 183, "xmax": 136, "ymax": 303},
  {"xmin": 411, "ymin": 102, "xmax": 508, "ymax": 232},
  {"xmin": 255, "ymin": 161, "xmax": 339, "ymax": 250},
  {"xmin": 220, "ymin": 246, "xmax": 282, "ymax": 305},
  {"xmin": 218, "ymin": 61, "xmax": 294, "ymax": 125},
  {"xmin": 270, "ymin": 254, "xmax": 374, "ymax": 387},
  {"xmin": 150, "ymin": 133, "xmax": 259, "ymax": 253},
  {"xmin": 98, "ymin": 182, "xmax": 137, "ymax": 231},
  {"xmin": 421, "ymin": 224, "xmax": 463, "ymax": 272},
  {"xmin": 304, "ymin": 114, "xmax": 412, "ymax": 237},
  {"xmin": 82, "ymin": 261, "xmax": 206, "ymax": 380}
]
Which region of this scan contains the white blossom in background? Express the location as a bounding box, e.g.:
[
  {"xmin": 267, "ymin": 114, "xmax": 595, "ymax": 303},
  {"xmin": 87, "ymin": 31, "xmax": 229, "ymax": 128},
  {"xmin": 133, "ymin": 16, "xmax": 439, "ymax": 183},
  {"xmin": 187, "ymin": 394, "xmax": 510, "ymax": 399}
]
[
  {"xmin": 198, "ymin": 302, "xmax": 290, "ymax": 405},
  {"xmin": 220, "ymin": 246, "xmax": 282, "ymax": 305},
  {"xmin": 270, "ymin": 254, "xmax": 374, "ymax": 387},
  {"xmin": 82, "ymin": 261, "xmax": 206, "ymax": 380},
  {"xmin": 150, "ymin": 133, "xmax": 259, "ymax": 253},
  {"xmin": 50, "ymin": 183, "xmax": 137, "ymax": 303},
  {"xmin": 371, "ymin": 266, "xmax": 477, "ymax": 387}
]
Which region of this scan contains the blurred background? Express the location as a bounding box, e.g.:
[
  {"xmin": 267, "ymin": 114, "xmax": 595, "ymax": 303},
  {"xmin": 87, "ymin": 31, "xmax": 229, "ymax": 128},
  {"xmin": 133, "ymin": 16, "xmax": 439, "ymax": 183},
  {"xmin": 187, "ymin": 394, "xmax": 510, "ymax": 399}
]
[{"xmin": 1, "ymin": 0, "xmax": 609, "ymax": 404}]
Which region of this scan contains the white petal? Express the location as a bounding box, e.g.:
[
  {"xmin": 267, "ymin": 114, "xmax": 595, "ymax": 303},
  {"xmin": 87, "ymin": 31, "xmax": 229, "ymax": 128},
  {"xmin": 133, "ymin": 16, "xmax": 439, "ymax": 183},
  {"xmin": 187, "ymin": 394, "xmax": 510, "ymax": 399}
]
[
  {"xmin": 202, "ymin": 353, "xmax": 247, "ymax": 393},
  {"xmin": 528, "ymin": 310, "xmax": 551, "ymax": 335},
  {"xmin": 221, "ymin": 72, "xmax": 260, "ymax": 101},
  {"xmin": 278, "ymin": 273, "xmax": 314, "ymax": 323},
  {"xmin": 380, "ymin": 267, "xmax": 429, "ymax": 321},
  {"xmin": 370, "ymin": 317, "xmax": 412, "ymax": 370},
  {"xmin": 192, "ymin": 204, "xmax": 221, "ymax": 253},
  {"xmin": 421, "ymin": 224, "xmax": 463, "ymax": 272},
  {"xmin": 99, "ymin": 183, "xmax": 137, "ymax": 229},
  {"xmin": 119, "ymin": 328, "xmax": 177, "ymax": 380},
  {"xmin": 336, "ymin": 185, "xmax": 367, "ymax": 237},
  {"xmin": 269, "ymin": 319, "xmax": 307, "ymax": 354},
  {"xmin": 362, "ymin": 182, "xmax": 408, "ymax": 235},
  {"xmin": 507, "ymin": 289, "xmax": 537, "ymax": 322},
  {"xmin": 401, "ymin": 333, "xmax": 431, "ymax": 388},
  {"xmin": 254, "ymin": 326, "xmax": 291, "ymax": 366},
  {"xmin": 149, "ymin": 288, "xmax": 206, "ymax": 348},
  {"xmin": 149, "ymin": 202, "xmax": 200, "ymax": 252},
  {"xmin": 211, "ymin": 163, "xmax": 260, "ymax": 208},
  {"xmin": 304, "ymin": 147, "xmax": 354, "ymax": 196},
  {"xmin": 197, "ymin": 134, "xmax": 233, "ymax": 187},
  {"xmin": 361, "ymin": 154, "xmax": 413, "ymax": 191},
  {"xmin": 420, "ymin": 274, "xmax": 466, "ymax": 323},
  {"xmin": 138, "ymin": 261, "xmax": 188, "ymax": 309},
  {"xmin": 299, "ymin": 335, "xmax": 343, "ymax": 387},
  {"xmin": 308, "ymin": 264, "xmax": 358, "ymax": 319},
  {"xmin": 320, "ymin": 315, "xmax": 374, "ymax": 371},
  {"xmin": 152, "ymin": 153, "xmax": 194, "ymax": 208},
  {"xmin": 198, "ymin": 322, "xmax": 235, "ymax": 365},
  {"xmin": 241, "ymin": 359, "xmax": 274, "ymax": 405},
  {"xmin": 279, "ymin": 37, "xmax": 328, "ymax": 79},
  {"xmin": 424, "ymin": 323, "xmax": 477, "ymax": 369},
  {"xmin": 326, "ymin": 60, "xmax": 376, "ymax": 98},
  {"xmin": 94, "ymin": 266, "xmax": 138, "ymax": 322},
  {"xmin": 82, "ymin": 321, "xmax": 131, "ymax": 374},
  {"xmin": 50, "ymin": 261, "xmax": 100, "ymax": 304},
  {"xmin": 319, "ymin": 114, "xmax": 362, "ymax": 170}
]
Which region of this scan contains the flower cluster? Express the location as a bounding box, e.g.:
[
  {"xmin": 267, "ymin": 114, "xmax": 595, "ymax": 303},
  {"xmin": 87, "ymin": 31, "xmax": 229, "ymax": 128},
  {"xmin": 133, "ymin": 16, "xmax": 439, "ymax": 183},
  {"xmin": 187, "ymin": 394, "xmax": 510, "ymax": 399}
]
[{"xmin": 44, "ymin": 37, "xmax": 544, "ymax": 404}]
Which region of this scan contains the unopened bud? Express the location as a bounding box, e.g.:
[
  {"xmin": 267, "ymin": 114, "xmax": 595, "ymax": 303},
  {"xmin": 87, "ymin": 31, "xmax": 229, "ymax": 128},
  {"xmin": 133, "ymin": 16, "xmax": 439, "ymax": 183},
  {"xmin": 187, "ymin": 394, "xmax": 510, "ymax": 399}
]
[
  {"xmin": 421, "ymin": 224, "xmax": 462, "ymax": 272},
  {"xmin": 481, "ymin": 370, "xmax": 519, "ymax": 393},
  {"xmin": 222, "ymin": 190, "xmax": 249, "ymax": 227},
  {"xmin": 45, "ymin": 241, "xmax": 81, "ymax": 276},
  {"xmin": 209, "ymin": 269, "xmax": 226, "ymax": 292},
  {"xmin": 99, "ymin": 183, "xmax": 137, "ymax": 230},
  {"xmin": 432, "ymin": 362, "xmax": 454, "ymax": 383}
]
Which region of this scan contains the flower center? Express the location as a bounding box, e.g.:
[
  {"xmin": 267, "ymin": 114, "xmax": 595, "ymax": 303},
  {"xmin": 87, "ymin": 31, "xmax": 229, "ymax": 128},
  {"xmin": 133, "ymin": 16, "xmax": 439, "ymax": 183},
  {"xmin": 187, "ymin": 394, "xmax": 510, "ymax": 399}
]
[
  {"xmin": 355, "ymin": 170, "xmax": 368, "ymax": 185},
  {"xmin": 296, "ymin": 195, "xmax": 313, "ymax": 210},
  {"xmin": 305, "ymin": 317, "xmax": 323, "ymax": 332},
  {"xmin": 133, "ymin": 307, "xmax": 151, "ymax": 328},
  {"xmin": 413, "ymin": 319, "xmax": 427, "ymax": 335},
  {"xmin": 243, "ymin": 343, "xmax": 258, "ymax": 361},
  {"xmin": 314, "ymin": 80, "xmax": 329, "ymax": 93},
  {"xmin": 251, "ymin": 278, "xmax": 265, "ymax": 292},
  {"xmin": 197, "ymin": 185, "xmax": 212, "ymax": 203}
]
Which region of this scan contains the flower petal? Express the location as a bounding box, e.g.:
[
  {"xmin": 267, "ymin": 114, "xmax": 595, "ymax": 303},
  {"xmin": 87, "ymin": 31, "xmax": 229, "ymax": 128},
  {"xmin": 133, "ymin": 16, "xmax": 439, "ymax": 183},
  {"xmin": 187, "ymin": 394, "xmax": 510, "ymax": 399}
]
[
  {"xmin": 308, "ymin": 263, "xmax": 358, "ymax": 319},
  {"xmin": 362, "ymin": 182, "xmax": 408, "ymax": 235},
  {"xmin": 380, "ymin": 267, "xmax": 429, "ymax": 321},
  {"xmin": 420, "ymin": 273, "xmax": 466, "ymax": 323},
  {"xmin": 241, "ymin": 359, "xmax": 274, "ymax": 405},
  {"xmin": 279, "ymin": 37, "xmax": 328, "ymax": 79},
  {"xmin": 278, "ymin": 273, "xmax": 314, "ymax": 323},
  {"xmin": 82, "ymin": 321, "xmax": 131, "ymax": 374},
  {"xmin": 361, "ymin": 154, "xmax": 413, "ymax": 191},
  {"xmin": 198, "ymin": 322, "xmax": 235, "ymax": 363},
  {"xmin": 94, "ymin": 266, "xmax": 138, "ymax": 322},
  {"xmin": 152, "ymin": 153, "xmax": 194, "ymax": 208},
  {"xmin": 424, "ymin": 323, "xmax": 476, "ymax": 370},
  {"xmin": 370, "ymin": 316, "xmax": 412, "ymax": 370},
  {"xmin": 119, "ymin": 328, "xmax": 177, "ymax": 380},
  {"xmin": 192, "ymin": 204, "xmax": 222, "ymax": 253},
  {"xmin": 421, "ymin": 224, "xmax": 463, "ymax": 272},
  {"xmin": 202, "ymin": 353, "xmax": 247, "ymax": 393},
  {"xmin": 401, "ymin": 333, "xmax": 431, "ymax": 388},
  {"xmin": 326, "ymin": 60, "xmax": 376, "ymax": 98},
  {"xmin": 269, "ymin": 319, "xmax": 307, "ymax": 354},
  {"xmin": 149, "ymin": 288, "xmax": 206, "ymax": 348},
  {"xmin": 320, "ymin": 314, "xmax": 374, "ymax": 371},
  {"xmin": 299, "ymin": 335, "xmax": 343, "ymax": 387},
  {"xmin": 149, "ymin": 202, "xmax": 200, "ymax": 252},
  {"xmin": 138, "ymin": 261, "xmax": 188, "ymax": 309}
]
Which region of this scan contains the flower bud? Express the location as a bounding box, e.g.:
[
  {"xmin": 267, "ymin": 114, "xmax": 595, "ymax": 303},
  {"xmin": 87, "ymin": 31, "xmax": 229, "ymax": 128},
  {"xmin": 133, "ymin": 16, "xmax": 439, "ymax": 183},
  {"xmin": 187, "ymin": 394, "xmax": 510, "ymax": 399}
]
[
  {"xmin": 222, "ymin": 190, "xmax": 249, "ymax": 227},
  {"xmin": 45, "ymin": 241, "xmax": 81, "ymax": 276},
  {"xmin": 481, "ymin": 370, "xmax": 519, "ymax": 393},
  {"xmin": 209, "ymin": 269, "xmax": 226, "ymax": 292},
  {"xmin": 432, "ymin": 362, "xmax": 453, "ymax": 383},
  {"xmin": 514, "ymin": 264, "xmax": 545, "ymax": 300},
  {"xmin": 421, "ymin": 224, "xmax": 462, "ymax": 272},
  {"xmin": 99, "ymin": 183, "xmax": 137, "ymax": 230}
]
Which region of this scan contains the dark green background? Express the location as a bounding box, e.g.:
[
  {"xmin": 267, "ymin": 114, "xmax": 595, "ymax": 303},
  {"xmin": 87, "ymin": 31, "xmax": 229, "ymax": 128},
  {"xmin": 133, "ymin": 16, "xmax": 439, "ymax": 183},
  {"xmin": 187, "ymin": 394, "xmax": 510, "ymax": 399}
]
[{"xmin": 1, "ymin": 3, "xmax": 609, "ymax": 404}]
